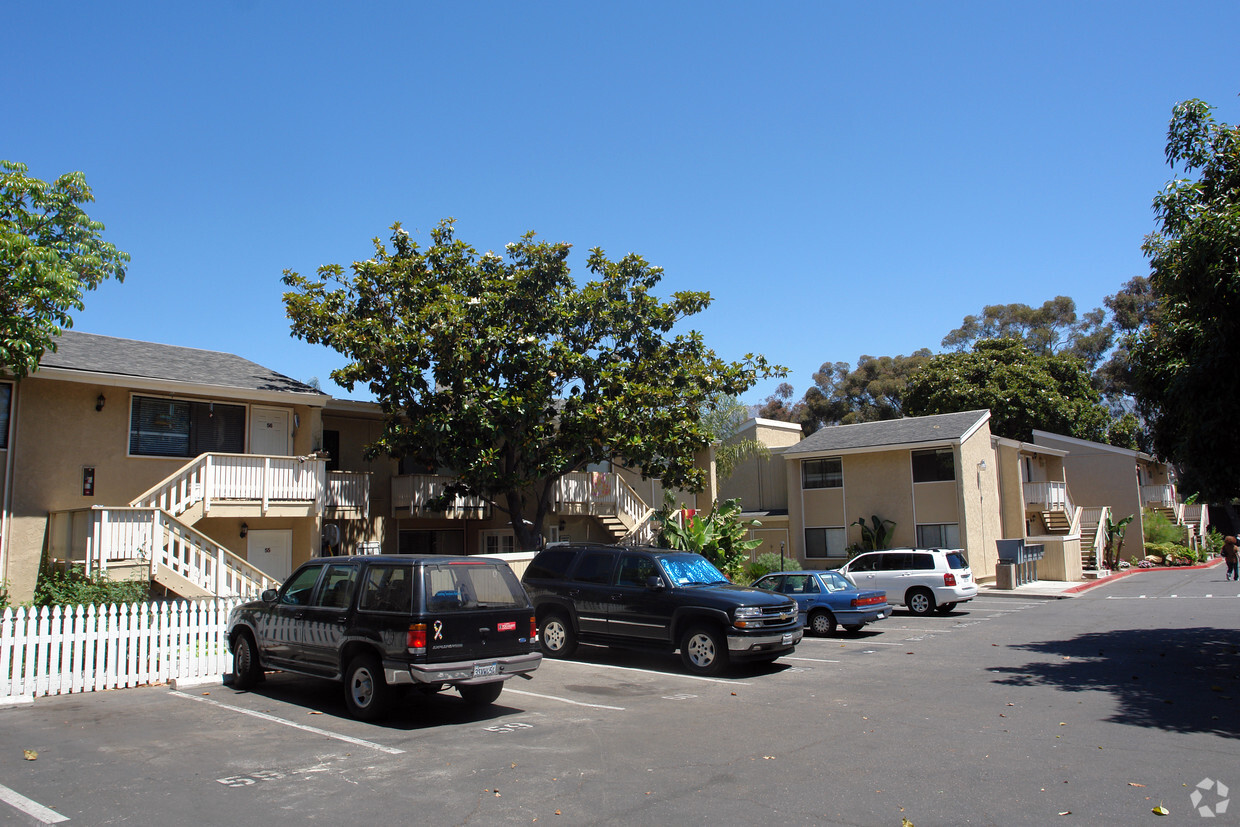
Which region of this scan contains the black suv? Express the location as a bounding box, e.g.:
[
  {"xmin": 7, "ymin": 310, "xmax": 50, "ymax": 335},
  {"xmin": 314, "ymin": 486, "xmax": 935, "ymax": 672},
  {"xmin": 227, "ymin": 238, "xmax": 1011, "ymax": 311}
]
[
  {"xmin": 521, "ymin": 544, "xmax": 802, "ymax": 676},
  {"xmin": 226, "ymin": 555, "xmax": 541, "ymax": 720}
]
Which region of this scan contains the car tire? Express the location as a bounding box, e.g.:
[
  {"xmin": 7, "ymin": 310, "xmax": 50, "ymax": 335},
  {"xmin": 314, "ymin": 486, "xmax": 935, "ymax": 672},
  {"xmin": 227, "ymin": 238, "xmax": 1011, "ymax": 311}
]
[
  {"xmin": 230, "ymin": 631, "xmax": 265, "ymax": 690},
  {"xmin": 808, "ymin": 609, "xmax": 837, "ymax": 636},
  {"xmin": 459, "ymin": 681, "xmax": 504, "ymax": 706},
  {"xmin": 842, "ymin": 623, "xmax": 865, "ymax": 633},
  {"xmin": 344, "ymin": 653, "xmax": 390, "ymax": 721},
  {"xmin": 906, "ymin": 588, "xmax": 936, "ymax": 616},
  {"xmin": 680, "ymin": 624, "xmax": 728, "ymax": 676},
  {"xmin": 935, "ymin": 602, "xmax": 957, "ymax": 615},
  {"xmin": 538, "ymin": 613, "xmax": 578, "ymax": 658}
]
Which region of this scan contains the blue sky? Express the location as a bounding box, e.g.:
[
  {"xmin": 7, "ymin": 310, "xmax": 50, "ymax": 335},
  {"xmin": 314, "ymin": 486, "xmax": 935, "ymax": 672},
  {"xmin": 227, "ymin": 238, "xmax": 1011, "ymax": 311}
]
[{"xmin": 8, "ymin": 2, "xmax": 1240, "ymax": 404}]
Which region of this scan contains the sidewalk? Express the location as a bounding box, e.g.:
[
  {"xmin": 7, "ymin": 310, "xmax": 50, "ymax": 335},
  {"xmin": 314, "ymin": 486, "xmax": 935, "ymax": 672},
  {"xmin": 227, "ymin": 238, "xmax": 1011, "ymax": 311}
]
[{"xmin": 977, "ymin": 557, "xmax": 1225, "ymax": 600}]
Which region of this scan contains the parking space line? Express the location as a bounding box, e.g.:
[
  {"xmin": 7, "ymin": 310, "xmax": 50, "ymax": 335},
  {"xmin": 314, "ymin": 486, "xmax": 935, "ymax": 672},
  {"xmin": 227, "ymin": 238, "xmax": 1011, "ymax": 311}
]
[
  {"xmin": 880, "ymin": 627, "xmax": 954, "ymax": 633},
  {"xmin": 783, "ymin": 656, "xmax": 842, "ymax": 664},
  {"xmin": 837, "ymin": 640, "xmax": 905, "ymax": 646},
  {"xmin": 546, "ymin": 659, "xmax": 753, "ymax": 686},
  {"xmin": 0, "ymin": 782, "xmax": 69, "ymax": 824},
  {"xmin": 170, "ymin": 691, "xmax": 405, "ymax": 755},
  {"xmin": 504, "ymin": 688, "xmax": 625, "ymax": 710}
]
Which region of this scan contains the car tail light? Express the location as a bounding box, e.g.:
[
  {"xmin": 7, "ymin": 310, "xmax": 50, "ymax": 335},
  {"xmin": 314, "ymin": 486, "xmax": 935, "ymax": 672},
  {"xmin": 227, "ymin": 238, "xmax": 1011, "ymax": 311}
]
[
  {"xmin": 407, "ymin": 623, "xmax": 427, "ymax": 654},
  {"xmin": 943, "ymin": 572, "xmax": 957, "ymax": 587},
  {"xmin": 851, "ymin": 595, "xmax": 886, "ymax": 607},
  {"xmin": 530, "ymin": 616, "xmax": 537, "ymax": 640}
]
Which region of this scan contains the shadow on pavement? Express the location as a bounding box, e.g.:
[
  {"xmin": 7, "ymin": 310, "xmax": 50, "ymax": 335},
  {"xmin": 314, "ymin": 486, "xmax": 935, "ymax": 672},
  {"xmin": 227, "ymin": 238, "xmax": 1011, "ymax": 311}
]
[{"xmin": 991, "ymin": 626, "xmax": 1240, "ymax": 738}]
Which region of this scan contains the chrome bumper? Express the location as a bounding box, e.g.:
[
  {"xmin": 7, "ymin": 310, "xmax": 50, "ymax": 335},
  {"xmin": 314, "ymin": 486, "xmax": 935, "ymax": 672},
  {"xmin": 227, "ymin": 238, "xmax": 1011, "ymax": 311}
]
[
  {"xmin": 385, "ymin": 651, "xmax": 542, "ymax": 685},
  {"xmin": 727, "ymin": 627, "xmax": 803, "ymax": 653}
]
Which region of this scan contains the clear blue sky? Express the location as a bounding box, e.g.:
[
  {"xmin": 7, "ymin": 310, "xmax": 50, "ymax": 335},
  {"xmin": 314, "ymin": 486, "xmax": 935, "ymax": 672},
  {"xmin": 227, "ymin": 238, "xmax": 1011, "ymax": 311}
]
[{"xmin": 8, "ymin": 2, "xmax": 1240, "ymax": 404}]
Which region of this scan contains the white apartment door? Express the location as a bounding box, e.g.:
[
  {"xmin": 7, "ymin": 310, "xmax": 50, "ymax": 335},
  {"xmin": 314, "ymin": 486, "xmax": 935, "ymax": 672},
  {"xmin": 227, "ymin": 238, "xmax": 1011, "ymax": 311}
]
[
  {"xmin": 247, "ymin": 529, "xmax": 293, "ymax": 581},
  {"xmin": 250, "ymin": 407, "xmax": 291, "ymax": 456}
]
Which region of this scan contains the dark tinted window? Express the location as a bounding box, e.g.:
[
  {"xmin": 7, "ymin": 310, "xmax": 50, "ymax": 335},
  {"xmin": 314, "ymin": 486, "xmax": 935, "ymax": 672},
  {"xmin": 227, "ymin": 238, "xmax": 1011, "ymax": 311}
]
[
  {"xmin": 358, "ymin": 564, "xmax": 413, "ymax": 613},
  {"xmin": 752, "ymin": 576, "xmax": 781, "ymax": 592},
  {"xmin": 525, "ymin": 549, "xmax": 577, "ymax": 580},
  {"xmin": 910, "ymin": 553, "xmax": 935, "ymax": 570},
  {"xmin": 848, "ymin": 554, "xmax": 879, "ymax": 573},
  {"xmin": 802, "ymin": 458, "xmax": 843, "ymax": 489},
  {"xmin": 572, "ymin": 551, "xmax": 617, "ymax": 584},
  {"xmin": 878, "ymin": 553, "xmax": 913, "ymax": 571},
  {"xmin": 911, "ymin": 448, "xmax": 955, "ymax": 482},
  {"xmin": 946, "ymin": 552, "xmax": 969, "ymax": 570},
  {"xmin": 129, "ymin": 395, "xmax": 245, "ymax": 457},
  {"xmin": 615, "ymin": 553, "xmax": 658, "ymax": 587},
  {"xmin": 313, "ymin": 564, "xmax": 357, "ymax": 609}
]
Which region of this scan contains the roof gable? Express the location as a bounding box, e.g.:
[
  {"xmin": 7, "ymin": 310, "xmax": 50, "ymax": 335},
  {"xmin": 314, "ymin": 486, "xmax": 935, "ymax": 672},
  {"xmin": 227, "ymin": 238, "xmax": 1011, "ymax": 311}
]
[{"xmin": 784, "ymin": 410, "xmax": 991, "ymax": 456}]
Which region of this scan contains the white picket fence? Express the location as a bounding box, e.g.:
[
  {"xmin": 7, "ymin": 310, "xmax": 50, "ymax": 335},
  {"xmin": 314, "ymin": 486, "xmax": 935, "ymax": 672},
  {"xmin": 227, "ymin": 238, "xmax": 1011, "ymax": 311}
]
[{"xmin": 1, "ymin": 598, "xmax": 241, "ymax": 702}]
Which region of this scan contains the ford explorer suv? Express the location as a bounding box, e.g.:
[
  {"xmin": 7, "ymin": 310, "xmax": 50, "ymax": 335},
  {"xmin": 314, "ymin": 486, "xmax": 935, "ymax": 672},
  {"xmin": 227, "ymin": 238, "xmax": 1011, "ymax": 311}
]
[
  {"xmin": 521, "ymin": 544, "xmax": 803, "ymax": 676},
  {"xmin": 226, "ymin": 555, "xmax": 541, "ymax": 720},
  {"xmin": 836, "ymin": 548, "xmax": 977, "ymax": 616}
]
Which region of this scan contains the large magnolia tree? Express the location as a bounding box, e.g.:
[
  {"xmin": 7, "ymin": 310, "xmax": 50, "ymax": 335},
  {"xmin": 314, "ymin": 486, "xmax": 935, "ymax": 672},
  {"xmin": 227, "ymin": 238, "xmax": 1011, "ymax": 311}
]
[{"xmin": 283, "ymin": 219, "xmax": 782, "ymax": 549}]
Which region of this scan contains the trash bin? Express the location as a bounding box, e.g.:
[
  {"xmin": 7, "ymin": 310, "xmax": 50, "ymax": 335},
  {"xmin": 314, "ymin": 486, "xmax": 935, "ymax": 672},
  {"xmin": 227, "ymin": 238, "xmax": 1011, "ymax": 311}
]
[{"xmin": 996, "ymin": 563, "xmax": 1017, "ymax": 590}]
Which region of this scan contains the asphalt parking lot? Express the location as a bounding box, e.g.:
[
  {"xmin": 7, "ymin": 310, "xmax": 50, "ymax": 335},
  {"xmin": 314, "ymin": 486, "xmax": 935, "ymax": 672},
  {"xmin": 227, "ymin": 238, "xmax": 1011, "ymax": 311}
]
[{"xmin": 3, "ymin": 565, "xmax": 1238, "ymax": 826}]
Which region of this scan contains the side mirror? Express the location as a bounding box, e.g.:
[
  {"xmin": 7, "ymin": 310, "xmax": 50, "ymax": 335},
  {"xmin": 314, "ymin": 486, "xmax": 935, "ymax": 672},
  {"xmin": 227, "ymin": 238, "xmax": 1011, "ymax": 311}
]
[
  {"xmin": 261, "ymin": 588, "xmax": 278, "ymax": 602},
  {"xmin": 645, "ymin": 575, "xmax": 666, "ymax": 591}
]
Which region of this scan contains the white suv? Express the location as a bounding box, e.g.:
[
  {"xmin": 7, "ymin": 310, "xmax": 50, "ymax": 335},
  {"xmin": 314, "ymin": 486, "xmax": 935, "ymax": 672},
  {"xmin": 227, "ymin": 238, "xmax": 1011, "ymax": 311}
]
[{"xmin": 837, "ymin": 549, "xmax": 977, "ymax": 616}]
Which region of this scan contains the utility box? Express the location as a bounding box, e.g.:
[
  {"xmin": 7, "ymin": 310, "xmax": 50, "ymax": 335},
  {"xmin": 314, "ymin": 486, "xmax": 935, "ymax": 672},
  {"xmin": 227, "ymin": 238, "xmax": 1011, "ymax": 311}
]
[{"xmin": 996, "ymin": 563, "xmax": 1017, "ymax": 590}]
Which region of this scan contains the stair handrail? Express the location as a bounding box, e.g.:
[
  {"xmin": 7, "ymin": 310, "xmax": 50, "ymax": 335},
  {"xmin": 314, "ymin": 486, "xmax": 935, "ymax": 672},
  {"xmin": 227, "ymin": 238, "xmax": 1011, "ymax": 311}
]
[{"xmin": 129, "ymin": 453, "xmax": 211, "ymax": 516}]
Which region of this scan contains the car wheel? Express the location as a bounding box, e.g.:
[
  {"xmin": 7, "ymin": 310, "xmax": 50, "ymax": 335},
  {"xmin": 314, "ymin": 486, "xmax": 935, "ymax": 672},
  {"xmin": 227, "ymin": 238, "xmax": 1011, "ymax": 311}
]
[
  {"xmin": 538, "ymin": 613, "xmax": 578, "ymax": 658},
  {"xmin": 230, "ymin": 631, "xmax": 265, "ymax": 690},
  {"xmin": 808, "ymin": 609, "xmax": 837, "ymax": 636},
  {"xmin": 935, "ymin": 602, "xmax": 957, "ymax": 615},
  {"xmin": 344, "ymin": 653, "xmax": 390, "ymax": 721},
  {"xmin": 680, "ymin": 625, "xmax": 728, "ymax": 676},
  {"xmin": 906, "ymin": 588, "xmax": 935, "ymax": 616},
  {"xmin": 842, "ymin": 624, "xmax": 865, "ymax": 633},
  {"xmin": 459, "ymin": 681, "xmax": 504, "ymax": 706}
]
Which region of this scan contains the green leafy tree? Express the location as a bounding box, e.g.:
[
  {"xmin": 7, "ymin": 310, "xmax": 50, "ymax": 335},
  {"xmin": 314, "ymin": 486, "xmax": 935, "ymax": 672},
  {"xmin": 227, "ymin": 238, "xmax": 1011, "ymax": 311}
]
[
  {"xmin": 1128, "ymin": 98, "xmax": 1240, "ymax": 500},
  {"xmin": 1, "ymin": 161, "xmax": 129, "ymax": 378},
  {"xmin": 941, "ymin": 297, "xmax": 1113, "ymax": 371},
  {"xmin": 775, "ymin": 351, "xmax": 932, "ymax": 435},
  {"xmin": 283, "ymin": 219, "xmax": 783, "ymax": 550},
  {"xmin": 701, "ymin": 393, "xmax": 768, "ymax": 479},
  {"xmin": 903, "ymin": 338, "xmax": 1112, "ymax": 442},
  {"xmin": 851, "ymin": 514, "xmax": 896, "ymax": 552}
]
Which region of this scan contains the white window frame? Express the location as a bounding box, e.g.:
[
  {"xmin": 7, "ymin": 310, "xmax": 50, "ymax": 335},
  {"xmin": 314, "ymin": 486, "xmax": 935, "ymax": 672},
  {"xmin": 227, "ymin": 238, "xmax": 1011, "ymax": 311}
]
[{"xmin": 480, "ymin": 529, "xmax": 516, "ymax": 555}]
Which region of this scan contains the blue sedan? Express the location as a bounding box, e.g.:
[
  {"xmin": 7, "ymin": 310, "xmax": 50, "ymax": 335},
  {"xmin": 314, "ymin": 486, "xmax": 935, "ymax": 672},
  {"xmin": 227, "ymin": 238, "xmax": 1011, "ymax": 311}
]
[{"xmin": 751, "ymin": 570, "xmax": 890, "ymax": 635}]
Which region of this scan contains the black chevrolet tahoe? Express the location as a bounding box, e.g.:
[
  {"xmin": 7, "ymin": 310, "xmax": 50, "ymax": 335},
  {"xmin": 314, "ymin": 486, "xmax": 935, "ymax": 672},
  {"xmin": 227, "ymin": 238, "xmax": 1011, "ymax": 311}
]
[
  {"xmin": 521, "ymin": 544, "xmax": 802, "ymax": 676},
  {"xmin": 226, "ymin": 555, "xmax": 541, "ymax": 720}
]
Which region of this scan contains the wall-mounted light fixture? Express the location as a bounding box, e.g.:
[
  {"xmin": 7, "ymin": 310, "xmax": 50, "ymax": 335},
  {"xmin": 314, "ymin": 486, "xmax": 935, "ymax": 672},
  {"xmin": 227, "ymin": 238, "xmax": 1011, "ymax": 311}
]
[
  {"xmin": 240, "ymin": 522, "xmax": 249, "ymax": 539},
  {"xmin": 96, "ymin": 393, "xmax": 106, "ymax": 412},
  {"xmin": 977, "ymin": 459, "xmax": 988, "ymax": 472}
]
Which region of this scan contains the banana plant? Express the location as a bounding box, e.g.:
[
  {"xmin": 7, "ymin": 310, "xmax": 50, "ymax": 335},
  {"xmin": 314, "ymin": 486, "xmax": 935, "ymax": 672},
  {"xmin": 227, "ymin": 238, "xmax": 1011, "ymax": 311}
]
[
  {"xmin": 852, "ymin": 515, "xmax": 896, "ymax": 552},
  {"xmin": 1103, "ymin": 514, "xmax": 1134, "ymax": 570}
]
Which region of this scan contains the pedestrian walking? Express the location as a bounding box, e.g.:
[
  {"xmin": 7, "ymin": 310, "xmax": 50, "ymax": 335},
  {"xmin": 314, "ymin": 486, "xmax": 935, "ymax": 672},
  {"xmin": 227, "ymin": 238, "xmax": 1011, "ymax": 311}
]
[{"xmin": 1223, "ymin": 535, "xmax": 1239, "ymax": 581}]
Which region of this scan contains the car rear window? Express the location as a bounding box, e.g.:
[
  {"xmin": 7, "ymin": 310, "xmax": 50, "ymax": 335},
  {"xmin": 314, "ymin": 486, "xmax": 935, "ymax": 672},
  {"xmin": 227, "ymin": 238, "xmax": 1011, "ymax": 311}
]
[
  {"xmin": 424, "ymin": 563, "xmax": 526, "ymax": 610},
  {"xmin": 358, "ymin": 564, "xmax": 414, "ymax": 613},
  {"xmin": 524, "ymin": 549, "xmax": 576, "ymax": 580},
  {"xmin": 946, "ymin": 552, "xmax": 969, "ymax": 569}
]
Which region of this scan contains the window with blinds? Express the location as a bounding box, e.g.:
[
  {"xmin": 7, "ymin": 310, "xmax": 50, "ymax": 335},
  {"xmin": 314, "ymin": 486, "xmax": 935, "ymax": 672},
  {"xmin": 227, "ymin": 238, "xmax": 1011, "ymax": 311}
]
[{"xmin": 129, "ymin": 396, "xmax": 245, "ymax": 457}]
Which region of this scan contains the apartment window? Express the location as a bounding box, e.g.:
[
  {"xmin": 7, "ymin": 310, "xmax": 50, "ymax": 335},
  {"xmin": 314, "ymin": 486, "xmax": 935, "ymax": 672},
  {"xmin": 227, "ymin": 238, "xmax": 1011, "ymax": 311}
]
[
  {"xmin": 802, "ymin": 458, "xmax": 843, "ymax": 489},
  {"xmin": 912, "ymin": 448, "xmax": 955, "ymax": 482},
  {"xmin": 480, "ymin": 530, "xmax": 515, "ymax": 555},
  {"xmin": 0, "ymin": 383, "xmax": 10, "ymax": 450},
  {"xmin": 804, "ymin": 527, "xmax": 847, "ymax": 558},
  {"xmin": 916, "ymin": 523, "xmax": 960, "ymax": 548},
  {"xmin": 129, "ymin": 395, "xmax": 245, "ymax": 457}
]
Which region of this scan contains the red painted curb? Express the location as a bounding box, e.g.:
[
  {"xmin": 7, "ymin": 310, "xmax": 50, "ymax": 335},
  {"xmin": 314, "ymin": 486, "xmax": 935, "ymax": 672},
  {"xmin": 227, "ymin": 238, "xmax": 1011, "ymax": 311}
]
[{"xmin": 1063, "ymin": 557, "xmax": 1224, "ymax": 594}]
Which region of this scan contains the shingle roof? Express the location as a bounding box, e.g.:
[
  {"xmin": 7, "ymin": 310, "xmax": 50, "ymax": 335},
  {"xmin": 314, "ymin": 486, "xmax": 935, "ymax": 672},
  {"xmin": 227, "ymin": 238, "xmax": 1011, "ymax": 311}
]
[
  {"xmin": 38, "ymin": 331, "xmax": 325, "ymax": 398},
  {"xmin": 783, "ymin": 410, "xmax": 990, "ymax": 456}
]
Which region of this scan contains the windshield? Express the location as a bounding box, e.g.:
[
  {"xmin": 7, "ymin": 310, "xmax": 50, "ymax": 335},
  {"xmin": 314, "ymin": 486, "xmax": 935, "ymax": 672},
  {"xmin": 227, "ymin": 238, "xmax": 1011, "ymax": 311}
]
[{"xmin": 658, "ymin": 555, "xmax": 728, "ymax": 586}]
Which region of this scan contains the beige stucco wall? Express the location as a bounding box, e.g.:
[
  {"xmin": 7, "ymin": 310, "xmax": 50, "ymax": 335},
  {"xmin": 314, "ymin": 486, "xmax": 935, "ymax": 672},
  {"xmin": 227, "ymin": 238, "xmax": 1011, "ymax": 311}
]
[
  {"xmin": 957, "ymin": 425, "xmax": 1002, "ymax": 583},
  {"xmin": 994, "ymin": 441, "xmax": 1027, "ymax": 540},
  {"xmin": 1035, "ymin": 433, "xmax": 1145, "ymax": 561},
  {"xmin": 2, "ymin": 376, "xmax": 325, "ymax": 602}
]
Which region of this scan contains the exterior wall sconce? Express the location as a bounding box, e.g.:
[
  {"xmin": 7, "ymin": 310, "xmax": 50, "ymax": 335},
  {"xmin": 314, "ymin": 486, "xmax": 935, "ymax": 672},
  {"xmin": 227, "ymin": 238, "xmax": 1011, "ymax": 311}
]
[
  {"xmin": 240, "ymin": 522, "xmax": 249, "ymax": 539},
  {"xmin": 96, "ymin": 393, "xmax": 106, "ymax": 412},
  {"xmin": 977, "ymin": 460, "xmax": 988, "ymax": 472}
]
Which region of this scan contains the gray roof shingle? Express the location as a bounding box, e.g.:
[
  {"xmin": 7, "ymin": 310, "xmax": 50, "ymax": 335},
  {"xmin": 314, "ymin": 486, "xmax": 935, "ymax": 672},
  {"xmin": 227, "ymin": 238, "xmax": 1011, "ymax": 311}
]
[
  {"xmin": 38, "ymin": 331, "xmax": 325, "ymax": 398},
  {"xmin": 783, "ymin": 409, "xmax": 990, "ymax": 455}
]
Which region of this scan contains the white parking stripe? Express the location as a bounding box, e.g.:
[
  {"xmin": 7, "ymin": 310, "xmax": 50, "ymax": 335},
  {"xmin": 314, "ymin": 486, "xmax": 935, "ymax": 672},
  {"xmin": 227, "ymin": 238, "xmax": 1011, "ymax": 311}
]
[
  {"xmin": 0, "ymin": 782, "xmax": 69, "ymax": 824},
  {"xmin": 782, "ymin": 656, "xmax": 841, "ymax": 664},
  {"xmin": 880, "ymin": 627, "xmax": 955, "ymax": 633},
  {"xmin": 545, "ymin": 659, "xmax": 752, "ymax": 686},
  {"xmin": 504, "ymin": 688, "xmax": 625, "ymax": 710},
  {"xmin": 170, "ymin": 691, "xmax": 405, "ymax": 754}
]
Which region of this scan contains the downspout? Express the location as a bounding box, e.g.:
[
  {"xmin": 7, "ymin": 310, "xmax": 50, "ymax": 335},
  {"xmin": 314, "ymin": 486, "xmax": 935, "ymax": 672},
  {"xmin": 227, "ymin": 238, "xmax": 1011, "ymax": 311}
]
[{"xmin": 1, "ymin": 383, "xmax": 19, "ymax": 586}]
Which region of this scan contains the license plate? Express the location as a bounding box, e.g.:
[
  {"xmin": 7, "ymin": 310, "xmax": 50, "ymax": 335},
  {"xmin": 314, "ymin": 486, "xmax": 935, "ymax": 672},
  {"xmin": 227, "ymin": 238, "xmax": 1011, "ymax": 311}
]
[
  {"xmin": 878, "ymin": 613, "xmax": 886, "ymax": 619},
  {"xmin": 781, "ymin": 633, "xmax": 794, "ymax": 645},
  {"xmin": 473, "ymin": 662, "xmax": 498, "ymax": 678}
]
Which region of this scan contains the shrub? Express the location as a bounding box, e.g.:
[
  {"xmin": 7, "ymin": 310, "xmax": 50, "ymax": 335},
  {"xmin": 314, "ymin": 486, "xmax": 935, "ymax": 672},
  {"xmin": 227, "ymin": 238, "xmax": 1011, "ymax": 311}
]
[
  {"xmin": 32, "ymin": 565, "xmax": 150, "ymax": 608},
  {"xmin": 1143, "ymin": 508, "xmax": 1188, "ymax": 545},
  {"xmin": 1145, "ymin": 542, "xmax": 1196, "ymax": 565},
  {"xmin": 746, "ymin": 552, "xmax": 802, "ymax": 581}
]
